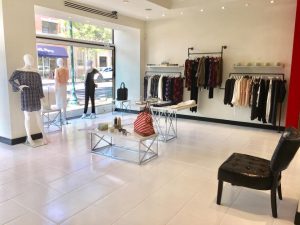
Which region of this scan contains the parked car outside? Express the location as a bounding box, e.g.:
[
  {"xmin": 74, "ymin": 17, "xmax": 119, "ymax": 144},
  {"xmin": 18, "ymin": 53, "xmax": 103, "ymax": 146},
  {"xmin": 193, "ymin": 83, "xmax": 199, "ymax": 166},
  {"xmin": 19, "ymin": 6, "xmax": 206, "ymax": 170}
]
[{"xmin": 96, "ymin": 67, "xmax": 112, "ymax": 82}]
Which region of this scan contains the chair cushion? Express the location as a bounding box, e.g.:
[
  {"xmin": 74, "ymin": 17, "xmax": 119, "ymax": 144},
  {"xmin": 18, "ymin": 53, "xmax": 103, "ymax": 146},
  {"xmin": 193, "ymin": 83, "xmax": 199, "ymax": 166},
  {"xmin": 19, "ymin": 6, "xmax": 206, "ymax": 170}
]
[{"xmin": 218, "ymin": 153, "xmax": 273, "ymax": 190}]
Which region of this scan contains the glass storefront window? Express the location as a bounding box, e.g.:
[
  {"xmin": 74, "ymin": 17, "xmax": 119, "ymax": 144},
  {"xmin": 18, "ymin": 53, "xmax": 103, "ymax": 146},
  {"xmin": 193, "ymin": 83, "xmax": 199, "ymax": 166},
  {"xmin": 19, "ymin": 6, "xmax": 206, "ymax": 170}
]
[
  {"xmin": 72, "ymin": 22, "xmax": 113, "ymax": 43},
  {"xmin": 35, "ymin": 15, "xmax": 113, "ymax": 44},
  {"xmin": 35, "ymin": 14, "xmax": 114, "ymax": 114},
  {"xmin": 37, "ymin": 43, "xmax": 113, "ymax": 107},
  {"xmin": 35, "ymin": 15, "xmax": 70, "ymax": 38}
]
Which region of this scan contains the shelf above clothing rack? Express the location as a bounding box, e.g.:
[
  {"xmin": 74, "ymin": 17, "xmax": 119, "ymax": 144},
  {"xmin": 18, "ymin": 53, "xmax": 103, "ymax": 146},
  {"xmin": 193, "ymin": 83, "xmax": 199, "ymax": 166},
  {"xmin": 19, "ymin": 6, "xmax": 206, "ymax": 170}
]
[
  {"xmin": 146, "ymin": 65, "xmax": 184, "ymax": 68},
  {"xmin": 145, "ymin": 71, "xmax": 182, "ymax": 77},
  {"xmin": 229, "ymin": 72, "xmax": 285, "ymax": 80}
]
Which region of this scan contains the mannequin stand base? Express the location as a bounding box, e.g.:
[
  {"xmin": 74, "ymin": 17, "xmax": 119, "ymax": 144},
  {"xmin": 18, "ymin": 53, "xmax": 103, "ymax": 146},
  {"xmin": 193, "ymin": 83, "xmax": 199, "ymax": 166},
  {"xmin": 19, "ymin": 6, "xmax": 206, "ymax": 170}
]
[{"xmin": 24, "ymin": 139, "xmax": 47, "ymax": 148}]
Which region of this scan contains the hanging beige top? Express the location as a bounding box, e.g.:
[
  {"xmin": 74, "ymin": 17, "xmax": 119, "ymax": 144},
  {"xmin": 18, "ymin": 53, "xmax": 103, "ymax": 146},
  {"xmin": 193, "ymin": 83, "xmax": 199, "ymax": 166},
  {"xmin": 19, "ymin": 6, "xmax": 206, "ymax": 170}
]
[{"xmin": 55, "ymin": 67, "xmax": 69, "ymax": 85}]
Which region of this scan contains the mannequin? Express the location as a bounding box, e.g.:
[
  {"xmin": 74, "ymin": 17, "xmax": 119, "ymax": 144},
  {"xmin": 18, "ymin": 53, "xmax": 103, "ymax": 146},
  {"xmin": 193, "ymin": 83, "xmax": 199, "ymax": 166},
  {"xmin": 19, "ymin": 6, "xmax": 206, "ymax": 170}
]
[
  {"xmin": 54, "ymin": 58, "xmax": 69, "ymax": 123},
  {"xmin": 81, "ymin": 60, "xmax": 100, "ymax": 119},
  {"xmin": 9, "ymin": 54, "xmax": 48, "ymax": 146}
]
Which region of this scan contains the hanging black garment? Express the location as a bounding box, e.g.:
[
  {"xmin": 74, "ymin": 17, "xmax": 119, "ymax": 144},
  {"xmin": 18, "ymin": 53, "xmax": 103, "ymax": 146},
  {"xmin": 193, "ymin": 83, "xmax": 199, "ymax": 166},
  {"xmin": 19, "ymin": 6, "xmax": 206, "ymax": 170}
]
[
  {"xmin": 84, "ymin": 68, "xmax": 98, "ymax": 114},
  {"xmin": 162, "ymin": 76, "xmax": 168, "ymax": 101},
  {"xmin": 150, "ymin": 75, "xmax": 159, "ymax": 98},
  {"xmin": 204, "ymin": 57, "xmax": 210, "ymax": 89},
  {"xmin": 184, "ymin": 59, "xmax": 193, "ymax": 90},
  {"xmin": 269, "ymin": 80, "xmax": 286, "ymax": 126},
  {"xmin": 224, "ymin": 79, "xmax": 235, "ymax": 107},
  {"xmin": 257, "ymin": 79, "xmax": 269, "ymax": 123},
  {"xmin": 268, "ymin": 80, "xmax": 278, "ymax": 124},
  {"xmin": 144, "ymin": 77, "xmax": 148, "ymax": 100},
  {"xmin": 208, "ymin": 58, "xmax": 218, "ymax": 99},
  {"xmin": 250, "ymin": 80, "xmax": 260, "ymax": 120},
  {"xmin": 190, "ymin": 60, "xmax": 199, "ymax": 112},
  {"xmin": 165, "ymin": 77, "xmax": 174, "ymax": 102},
  {"xmin": 173, "ymin": 78, "xmax": 184, "ymax": 104}
]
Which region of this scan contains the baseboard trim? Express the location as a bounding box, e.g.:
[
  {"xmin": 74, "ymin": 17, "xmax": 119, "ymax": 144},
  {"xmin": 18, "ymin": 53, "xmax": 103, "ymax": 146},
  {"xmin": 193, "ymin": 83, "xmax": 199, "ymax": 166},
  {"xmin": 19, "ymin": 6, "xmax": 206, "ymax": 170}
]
[
  {"xmin": 0, "ymin": 133, "xmax": 43, "ymax": 145},
  {"xmin": 115, "ymin": 108, "xmax": 285, "ymax": 131}
]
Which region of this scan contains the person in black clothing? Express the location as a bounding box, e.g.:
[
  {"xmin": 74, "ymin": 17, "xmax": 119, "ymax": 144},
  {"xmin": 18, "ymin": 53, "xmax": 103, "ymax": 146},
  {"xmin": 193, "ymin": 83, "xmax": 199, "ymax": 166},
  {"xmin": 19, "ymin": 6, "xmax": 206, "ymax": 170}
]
[{"xmin": 81, "ymin": 60, "xmax": 101, "ymax": 119}]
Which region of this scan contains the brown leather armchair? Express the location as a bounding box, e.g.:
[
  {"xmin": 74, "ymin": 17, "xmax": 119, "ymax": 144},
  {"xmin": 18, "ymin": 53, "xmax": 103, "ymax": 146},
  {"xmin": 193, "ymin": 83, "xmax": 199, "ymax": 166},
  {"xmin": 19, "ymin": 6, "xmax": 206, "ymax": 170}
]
[{"xmin": 217, "ymin": 127, "xmax": 300, "ymax": 218}]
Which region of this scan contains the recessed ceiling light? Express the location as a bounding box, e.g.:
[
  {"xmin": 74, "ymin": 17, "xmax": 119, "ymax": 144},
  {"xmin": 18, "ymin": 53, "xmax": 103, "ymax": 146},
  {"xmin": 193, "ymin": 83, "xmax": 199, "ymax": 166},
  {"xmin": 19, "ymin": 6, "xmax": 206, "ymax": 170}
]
[
  {"xmin": 162, "ymin": 13, "xmax": 165, "ymax": 17},
  {"xmin": 221, "ymin": 6, "xmax": 225, "ymax": 10},
  {"xmin": 245, "ymin": 3, "xmax": 249, "ymax": 7},
  {"xmin": 200, "ymin": 9, "xmax": 204, "ymax": 12},
  {"xmin": 180, "ymin": 11, "xmax": 183, "ymax": 15},
  {"xmin": 270, "ymin": 0, "xmax": 275, "ymax": 3}
]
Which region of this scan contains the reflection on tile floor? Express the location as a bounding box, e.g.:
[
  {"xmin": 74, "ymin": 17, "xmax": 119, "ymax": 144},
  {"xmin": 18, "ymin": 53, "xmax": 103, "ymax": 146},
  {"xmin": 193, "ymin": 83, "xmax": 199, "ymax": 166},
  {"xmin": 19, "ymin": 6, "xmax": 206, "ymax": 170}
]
[{"xmin": 0, "ymin": 112, "xmax": 299, "ymax": 225}]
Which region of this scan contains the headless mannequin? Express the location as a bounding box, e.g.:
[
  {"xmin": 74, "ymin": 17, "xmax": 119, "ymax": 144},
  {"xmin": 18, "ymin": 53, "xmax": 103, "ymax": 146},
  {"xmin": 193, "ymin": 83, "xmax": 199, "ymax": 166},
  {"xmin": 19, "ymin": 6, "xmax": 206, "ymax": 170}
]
[
  {"xmin": 54, "ymin": 58, "xmax": 68, "ymax": 123},
  {"xmin": 18, "ymin": 54, "xmax": 48, "ymax": 146},
  {"xmin": 81, "ymin": 60, "xmax": 99, "ymax": 119}
]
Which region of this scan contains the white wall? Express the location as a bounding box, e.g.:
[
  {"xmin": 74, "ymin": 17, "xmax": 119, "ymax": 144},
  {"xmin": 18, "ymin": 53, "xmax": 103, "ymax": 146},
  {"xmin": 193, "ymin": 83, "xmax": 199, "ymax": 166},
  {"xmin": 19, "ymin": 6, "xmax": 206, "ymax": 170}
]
[
  {"xmin": 114, "ymin": 28, "xmax": 142, "ymax": 101},
  {"xmin": 145, "ymin": 2, "xmax": 297, "ymax": 124},
  {"xmin": 0, "ymin": 0, "xmax": 39, "ymax": 139},
  {"xmin": 0, "ymin": 0, "xmax": 12, "ymax": 138},
  {"xmin": 0, "ymin": 0, "xmax": 145, "ymax": 140}
]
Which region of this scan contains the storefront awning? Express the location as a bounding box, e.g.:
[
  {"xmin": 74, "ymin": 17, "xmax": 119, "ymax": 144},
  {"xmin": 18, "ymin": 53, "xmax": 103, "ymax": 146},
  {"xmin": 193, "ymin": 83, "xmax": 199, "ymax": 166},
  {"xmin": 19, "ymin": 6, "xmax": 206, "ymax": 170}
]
[{"xmin": 37, "ymin": 45, "xmax": 68, "ymax": 58}]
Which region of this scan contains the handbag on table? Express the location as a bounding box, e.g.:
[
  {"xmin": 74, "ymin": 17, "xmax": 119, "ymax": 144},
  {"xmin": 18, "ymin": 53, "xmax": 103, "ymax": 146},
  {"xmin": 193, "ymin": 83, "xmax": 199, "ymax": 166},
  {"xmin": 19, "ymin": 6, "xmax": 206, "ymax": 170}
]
[
  {"xmin": 134, "ymin": 103, "xmax": 155, "ymax": 137},
  {"xmin": 117, "ymin": 82, "xmax": 128, "ymax": 100}
]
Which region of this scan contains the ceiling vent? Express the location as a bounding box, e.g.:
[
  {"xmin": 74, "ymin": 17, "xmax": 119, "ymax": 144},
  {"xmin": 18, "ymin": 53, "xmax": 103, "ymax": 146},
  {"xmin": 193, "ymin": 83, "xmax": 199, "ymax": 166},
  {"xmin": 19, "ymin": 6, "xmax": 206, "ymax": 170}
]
[{"xmin": 64, "ymin": 1, "xmax": 118, "ymax": 19}]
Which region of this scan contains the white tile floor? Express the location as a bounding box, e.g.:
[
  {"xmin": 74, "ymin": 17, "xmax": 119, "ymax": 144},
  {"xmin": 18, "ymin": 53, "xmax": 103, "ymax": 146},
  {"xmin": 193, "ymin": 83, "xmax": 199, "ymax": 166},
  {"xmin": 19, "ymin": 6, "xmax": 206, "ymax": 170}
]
[{"xmin": 0, "ymin": 112, "xmax": 299, "ymax": 225}]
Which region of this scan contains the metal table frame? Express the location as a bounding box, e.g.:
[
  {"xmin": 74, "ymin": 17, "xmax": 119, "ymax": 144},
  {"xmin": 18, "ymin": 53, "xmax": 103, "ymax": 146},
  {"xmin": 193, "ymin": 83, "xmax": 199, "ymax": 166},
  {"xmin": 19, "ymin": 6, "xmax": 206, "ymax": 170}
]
[
  {"xmin": 42, "ymin": 108, "xmax": 62, "ymax": 132},
  {"xmin": 112, "ymin": 100, "xmax": 131, "ymax": 116},
  {"xmin": 90, "ymin": 130, "xmax": 158, "ymax": 165},
  {"xmin": 150, "ymin": 106, "xmax": 177, "ymax": 142},
  {"xmin": 150, "ymin": 103, "xmax": 198, "ymax": 142}
]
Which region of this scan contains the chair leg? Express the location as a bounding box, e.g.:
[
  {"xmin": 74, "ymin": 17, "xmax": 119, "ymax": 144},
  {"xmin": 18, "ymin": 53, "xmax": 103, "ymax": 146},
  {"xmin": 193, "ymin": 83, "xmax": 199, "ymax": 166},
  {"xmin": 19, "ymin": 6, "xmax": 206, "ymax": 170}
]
[
  {"xmin": 217, "ymin": 180, "xmax": 223, "ymax": 205},
  {"xmin": 271, "ymin": 187, "xmax": 278, "ymax": 218},
  {"xmin": 277, "ymin": 184, "xmax": 282, "ymax": 200}
]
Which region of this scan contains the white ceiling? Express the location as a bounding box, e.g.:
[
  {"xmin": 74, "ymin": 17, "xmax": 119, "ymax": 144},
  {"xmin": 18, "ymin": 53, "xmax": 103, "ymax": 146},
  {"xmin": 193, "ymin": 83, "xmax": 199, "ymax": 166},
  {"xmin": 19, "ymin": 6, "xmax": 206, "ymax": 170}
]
[{"xmin": 73, "ymin": 0, "xmax": 296, "ymax": 21}]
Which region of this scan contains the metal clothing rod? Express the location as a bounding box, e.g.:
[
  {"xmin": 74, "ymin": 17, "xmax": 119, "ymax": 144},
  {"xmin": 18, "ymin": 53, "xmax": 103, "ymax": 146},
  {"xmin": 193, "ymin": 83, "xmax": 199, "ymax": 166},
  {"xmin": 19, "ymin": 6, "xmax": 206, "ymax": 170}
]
[
  {"xmin": 188, "ymin": 45, "xmax": 227, "ymax": 58},
  {"xmin": 189, "ymin": 52, "xmax": 222, "ymax": 55}
]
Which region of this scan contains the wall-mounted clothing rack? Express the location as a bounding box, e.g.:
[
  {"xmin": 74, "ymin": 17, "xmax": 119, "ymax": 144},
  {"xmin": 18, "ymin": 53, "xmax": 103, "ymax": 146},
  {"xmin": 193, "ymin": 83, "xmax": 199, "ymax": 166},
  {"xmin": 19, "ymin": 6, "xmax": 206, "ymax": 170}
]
[
  {"xmin": 188, "ymin": 45, "xmax": 227, "ymax": 58},
  {"xmin": 227, "ymin": 72, "xmax": 285, "ymax": 132}
]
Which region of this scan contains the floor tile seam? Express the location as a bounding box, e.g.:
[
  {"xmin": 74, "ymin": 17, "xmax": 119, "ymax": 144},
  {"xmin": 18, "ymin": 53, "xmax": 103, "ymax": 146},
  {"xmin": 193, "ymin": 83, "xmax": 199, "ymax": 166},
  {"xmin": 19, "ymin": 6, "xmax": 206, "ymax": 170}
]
[
  {"xmin": 40, "ymin": 171, "xmax": 116, "ymax": 204},
  {"xmin": 1, "ymin": 199, "xmax": 33, "ymax": 224},
  {"xmin": 26, "ymin": 179, "xmax": 66, "ymax": 195},
  {"xmin": 164, "ymin": 188, "xmax": 205, "ymax": 225},
  {"xmin": 110, "ymin": 171, "xmax": 185, "ymax": 225},
  {"xmin": 57, "ymin": 182, "xmax": 127, "ymax": 224},
  {"xmin": 0, "ymin": 179, "xmax": 47, "ymax": 202},
  {"xmin": 10, "ymin": 198, "xmax": 59, "ymax": 225},
  {"xmin": 44, "ymin": 161, "xmax": 110, "ymax": 188}
]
